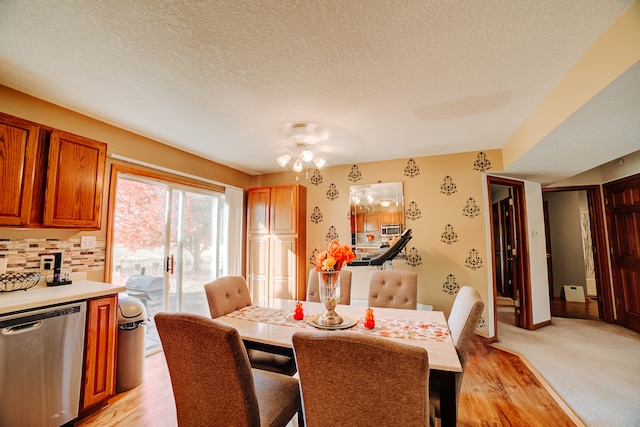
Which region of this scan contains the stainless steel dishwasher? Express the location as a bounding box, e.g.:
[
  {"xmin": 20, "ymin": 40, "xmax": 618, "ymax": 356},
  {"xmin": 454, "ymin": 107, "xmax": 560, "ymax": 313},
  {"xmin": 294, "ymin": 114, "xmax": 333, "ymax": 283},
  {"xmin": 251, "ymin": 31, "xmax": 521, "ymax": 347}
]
[{"xmin": 0, "ymin": 301, "xmax": 87, "ymax": 427}]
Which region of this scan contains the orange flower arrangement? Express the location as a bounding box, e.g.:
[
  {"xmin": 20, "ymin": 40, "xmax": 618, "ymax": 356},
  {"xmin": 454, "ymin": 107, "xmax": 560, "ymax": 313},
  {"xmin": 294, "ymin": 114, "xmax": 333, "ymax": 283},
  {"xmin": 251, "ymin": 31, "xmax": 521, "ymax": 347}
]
[{"xmin": 314, "ymin": 240, "xmax": 356, "ymax": 272}]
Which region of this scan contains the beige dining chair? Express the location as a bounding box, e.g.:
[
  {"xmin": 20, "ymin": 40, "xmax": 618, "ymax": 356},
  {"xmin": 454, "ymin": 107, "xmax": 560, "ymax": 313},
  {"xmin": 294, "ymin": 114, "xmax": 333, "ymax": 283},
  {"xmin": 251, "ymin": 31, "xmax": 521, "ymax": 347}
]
[
  {"xmin": 430, "ymin": 285, "xmax": 484, "ymax": 421},
  {"xmin": 155, "ymin": 312, "xmax": 303, "ymax": 427},
  {"xmin": 204, "ymin": 276, "xmax": 297, "ymax": 376},
  {"xmin": 306, "ymin": 269, "xmax": 352, "ymax": 304},
  {"xmin": 368, "ymin": 269, "xmax": 418, "ymax": 310},
  {"xmin": 292, "ymin": 330, "xmax": 432, "ymax": 426}
]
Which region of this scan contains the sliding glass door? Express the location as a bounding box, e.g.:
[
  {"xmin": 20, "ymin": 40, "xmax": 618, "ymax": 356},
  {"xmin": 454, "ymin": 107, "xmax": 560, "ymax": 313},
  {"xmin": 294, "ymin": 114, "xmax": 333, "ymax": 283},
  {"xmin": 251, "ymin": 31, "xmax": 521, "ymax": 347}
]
[{"xmin": 110, "ymin": 172, "xmax": 227, "ymax": 352}]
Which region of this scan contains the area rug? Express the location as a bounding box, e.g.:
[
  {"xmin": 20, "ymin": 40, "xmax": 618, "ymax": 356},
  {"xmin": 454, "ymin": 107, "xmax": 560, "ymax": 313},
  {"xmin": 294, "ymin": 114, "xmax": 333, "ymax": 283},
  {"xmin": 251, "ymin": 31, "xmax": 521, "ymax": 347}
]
[{"xmin": 494, "ymin": 316, "xmax": 640, "ymax": 427}]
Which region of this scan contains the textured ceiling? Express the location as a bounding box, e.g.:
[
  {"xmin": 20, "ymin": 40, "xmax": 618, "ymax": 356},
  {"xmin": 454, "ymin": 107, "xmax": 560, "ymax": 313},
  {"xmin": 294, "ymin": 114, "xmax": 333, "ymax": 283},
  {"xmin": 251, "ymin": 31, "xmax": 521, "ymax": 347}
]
[{"xmin": 0, "ymin": 0, "xmax": 637, "ymax": 182}]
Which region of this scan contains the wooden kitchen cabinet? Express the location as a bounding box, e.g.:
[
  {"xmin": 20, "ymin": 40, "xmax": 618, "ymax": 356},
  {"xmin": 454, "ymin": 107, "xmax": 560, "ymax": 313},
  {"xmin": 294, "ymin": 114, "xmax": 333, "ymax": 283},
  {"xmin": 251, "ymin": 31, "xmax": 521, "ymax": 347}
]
[
  {"xmin": 380, "ymin": 211, "xmax": 403, "ymax": 225},
  {"xmin": 364, "ymin": 213, "xmax": 380, "ymax": 233},
  {"xmin": 247, "ymin": 185, "xmax": 306, "ymax": 301},
  {"xmin": 80, "ymin": 294, "xmax": 118, "ymax": 414},
  {"xmin": 41, "ymin": 130, "xmax": 106, "ymax": 228},
  {"xmin": 0, "ymin": 113, "xmax": 39, "ymax": 226},
  {"xmin": 0, "ymin": 112, "xmax": 107, "ymax": 229}
]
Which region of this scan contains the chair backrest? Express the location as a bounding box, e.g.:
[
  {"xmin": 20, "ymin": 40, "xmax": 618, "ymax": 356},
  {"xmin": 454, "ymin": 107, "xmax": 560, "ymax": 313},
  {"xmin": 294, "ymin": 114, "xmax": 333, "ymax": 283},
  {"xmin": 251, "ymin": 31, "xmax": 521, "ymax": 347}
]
[
  {"xmin": 447, "ymin": 286, "xmax": 484, "ymax": 395},
  {"xmin": 368, "ymin": 269, "xmax": 418, "ymax": 310},
  {"xmin": 204, "ymin": 276, "xmax": 252, "ymax": 318},
  {"xmin": 292, "ymin": 330, "xmax": 430, "ymax": 426},
  {"xmin": 155, "ymin": 312, "xmax": 261, "ymax": 426},
  {"xmin": 306, "ymin": 269, "xmax": 352, "ymax": 304}
]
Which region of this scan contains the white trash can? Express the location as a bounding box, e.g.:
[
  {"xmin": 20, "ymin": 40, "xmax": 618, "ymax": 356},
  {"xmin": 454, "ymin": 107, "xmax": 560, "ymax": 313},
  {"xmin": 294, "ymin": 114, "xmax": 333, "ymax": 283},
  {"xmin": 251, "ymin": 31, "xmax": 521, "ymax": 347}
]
[{"xmin": 116, "ymin": 295, "xmax": 147, "ymax": 393}]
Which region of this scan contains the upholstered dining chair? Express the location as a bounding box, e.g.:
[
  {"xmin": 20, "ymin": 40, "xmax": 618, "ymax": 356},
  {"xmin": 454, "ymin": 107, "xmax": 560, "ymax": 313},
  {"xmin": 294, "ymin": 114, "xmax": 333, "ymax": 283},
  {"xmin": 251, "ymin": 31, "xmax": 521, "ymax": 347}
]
[
  {"xmin": 292, "ymin": 330, "xmax": 432, "ymax": 426},
  {"xmin": 204, "ymin": 276, "xmax": 297, "ymax": 376},
  {"xmin": 368, "ymin": 269, "xmax": 418, "ymax": 310},
  {"xmin": 430, "ymin": 285, "xmax": 484, "ymax": 421},
  {"xmin": 155, "ymin": 312, "xmax": 303, "ymax": 427},
  {"xmin": 306, "ymin": 269, "xmax": 352, "ymax": 304}
]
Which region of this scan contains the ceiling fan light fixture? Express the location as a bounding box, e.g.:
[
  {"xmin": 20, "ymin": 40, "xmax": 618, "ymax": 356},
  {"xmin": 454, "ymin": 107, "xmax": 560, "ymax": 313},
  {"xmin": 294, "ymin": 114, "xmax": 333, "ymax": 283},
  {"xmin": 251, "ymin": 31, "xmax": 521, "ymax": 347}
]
[
  {"xmin": 292, "ymin": 158, "xmax": 303, "ymax": 172},
  {"xmin": 313, "ymin": 156, "xmax": 326, "ymax": 168},
  {"xmin": 301, "ymin": 149, "xmax": 314, "ymax": 162},
  {"xmin": 276, "ymin": 154, "xmax": 291, "ymax": 167}
]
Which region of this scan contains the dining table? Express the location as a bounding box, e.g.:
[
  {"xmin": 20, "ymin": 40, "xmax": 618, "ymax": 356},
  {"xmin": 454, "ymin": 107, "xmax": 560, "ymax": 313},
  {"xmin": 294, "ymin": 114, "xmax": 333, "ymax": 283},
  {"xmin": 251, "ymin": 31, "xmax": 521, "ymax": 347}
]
[{"xmin": 217, "ymin": 298, "xmax": 462, "ymax": 427}]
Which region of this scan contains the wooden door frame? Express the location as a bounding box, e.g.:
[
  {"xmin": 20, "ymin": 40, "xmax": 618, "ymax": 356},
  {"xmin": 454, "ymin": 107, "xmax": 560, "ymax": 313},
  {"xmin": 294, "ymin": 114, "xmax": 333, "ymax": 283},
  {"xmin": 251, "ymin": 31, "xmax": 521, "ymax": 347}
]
[
  {"xmin": 542, "ymin": 185, "xmax": 614, "ymax": 323},
  {"xmin": 487, "ymin": 176, "xmax": 533, "ymax": 333}
]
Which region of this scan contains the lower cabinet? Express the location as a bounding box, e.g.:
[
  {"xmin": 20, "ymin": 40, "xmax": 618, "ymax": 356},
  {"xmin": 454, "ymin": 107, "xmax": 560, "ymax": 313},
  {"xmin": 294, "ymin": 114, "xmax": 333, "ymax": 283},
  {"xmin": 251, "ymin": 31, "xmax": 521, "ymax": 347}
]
[{"xmin": 80, "ymin": 294, "xmax": 118, "ymax": 414}]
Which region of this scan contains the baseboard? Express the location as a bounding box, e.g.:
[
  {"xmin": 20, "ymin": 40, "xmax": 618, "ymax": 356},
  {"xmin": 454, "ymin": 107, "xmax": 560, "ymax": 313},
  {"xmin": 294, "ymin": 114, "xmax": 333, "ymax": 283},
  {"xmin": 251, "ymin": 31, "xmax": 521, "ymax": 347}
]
[{"xmin": 531, "ymin": 319, "xmax": 552, "ymax": 330}]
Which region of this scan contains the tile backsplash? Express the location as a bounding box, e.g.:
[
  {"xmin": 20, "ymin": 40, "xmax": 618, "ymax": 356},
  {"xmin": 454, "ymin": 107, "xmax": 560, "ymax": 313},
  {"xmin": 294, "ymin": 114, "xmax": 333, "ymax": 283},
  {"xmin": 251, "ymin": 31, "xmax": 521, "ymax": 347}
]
[{"xmin": 0, "ymin": 238, "xmax": 105, "ymax": 276}]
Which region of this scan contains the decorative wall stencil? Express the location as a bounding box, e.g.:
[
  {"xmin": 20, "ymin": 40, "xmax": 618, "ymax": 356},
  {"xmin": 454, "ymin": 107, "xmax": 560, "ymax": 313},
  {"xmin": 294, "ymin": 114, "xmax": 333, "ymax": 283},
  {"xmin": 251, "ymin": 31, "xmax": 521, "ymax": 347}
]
[
  {"xmin": 326, "ymin": 183, "xmax": 339, "ymax": 200},
  {"xmin": 404, "ymin": 158, "xmax": 420, "ymax": 178},
  {"xmin": 310, "ymin": 169, "xmax": 323, "ymax": 186},
  {"xmin": 462, "ymin": 197, "xmax": 481, "ymax": 218},
  {"xmin": 477, "ymin": 316, "xmax": 486, "ymax": 329},
  {"xmin": 310, "ymin": 206, "xmax": 323, "ymax": 224},
  {"xmin": 440, "ymin": 224, "xmax": 459, "ymax": 245},
  {"xmin": 309, "ymin": 248, "xmax": 320, "ymax": 266},
  {"xmin": 442, "ymin": 274, "xmax": 460, "ymax": 295},
  {"xmin": 325, "ymin": 225, "xmax": 339, "ymax": 242},
  {"xmin": 347, "ymin": 165, "xmax": 362, "ymax": 182},
  {"xmin": 464, "ymin": 248, "xmax": 484, "ymax": 270},
  {"xmin": 473, "ymin": 151, "xmax": 492, "ymax": 172},
  {"xmin": 405, "ymin": 201, "xmax": 422, "ymax": 221},
  {"xmin": 405, "ymin": 246, "xmax": 422, "ymax": 267},
  {"xmin": 440, "ymin": 175, "xmax": 457, "ymax": 195}
]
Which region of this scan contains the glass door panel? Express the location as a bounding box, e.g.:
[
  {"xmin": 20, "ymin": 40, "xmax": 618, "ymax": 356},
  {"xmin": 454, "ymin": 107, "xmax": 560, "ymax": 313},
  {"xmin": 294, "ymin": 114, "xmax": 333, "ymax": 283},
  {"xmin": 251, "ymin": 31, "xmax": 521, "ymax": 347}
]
[
  {"xmin": 167, "ymin": 188, "xmax": 221, "ymax": 317},
  {"xmin": 111, "ymin": 173, "xmax": 226, "ymax": 353}
]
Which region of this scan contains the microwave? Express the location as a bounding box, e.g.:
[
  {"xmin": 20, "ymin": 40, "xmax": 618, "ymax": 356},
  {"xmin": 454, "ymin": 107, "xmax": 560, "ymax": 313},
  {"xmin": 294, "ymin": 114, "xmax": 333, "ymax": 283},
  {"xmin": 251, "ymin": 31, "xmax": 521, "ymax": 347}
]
[{"xmin": 381, "ymin": 224, "xmax": 402, "ymax": 236}]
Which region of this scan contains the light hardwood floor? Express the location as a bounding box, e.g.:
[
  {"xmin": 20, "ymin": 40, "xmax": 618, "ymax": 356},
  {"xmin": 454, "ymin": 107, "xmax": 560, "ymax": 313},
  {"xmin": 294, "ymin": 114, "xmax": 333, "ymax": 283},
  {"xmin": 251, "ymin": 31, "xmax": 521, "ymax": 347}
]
[{"xmin": 76, "ymin": 336, "xmax": 577, "ymax": 427}]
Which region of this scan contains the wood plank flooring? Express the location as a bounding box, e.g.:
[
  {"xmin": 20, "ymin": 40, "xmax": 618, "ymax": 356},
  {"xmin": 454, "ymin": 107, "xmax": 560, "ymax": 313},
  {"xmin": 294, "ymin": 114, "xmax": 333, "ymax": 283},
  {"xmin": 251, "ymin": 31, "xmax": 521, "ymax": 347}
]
[{"xmin": 75, "ymin": 336, "xmax": 577, "ymax": 427}]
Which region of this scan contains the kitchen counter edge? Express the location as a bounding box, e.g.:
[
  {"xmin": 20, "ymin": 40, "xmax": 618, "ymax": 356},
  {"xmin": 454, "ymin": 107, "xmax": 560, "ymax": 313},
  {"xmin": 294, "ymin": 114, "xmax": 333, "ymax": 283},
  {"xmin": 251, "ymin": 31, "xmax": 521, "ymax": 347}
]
[{"xmin": 0, "ymin": 280, "xmax": 126, "ymax": 315}]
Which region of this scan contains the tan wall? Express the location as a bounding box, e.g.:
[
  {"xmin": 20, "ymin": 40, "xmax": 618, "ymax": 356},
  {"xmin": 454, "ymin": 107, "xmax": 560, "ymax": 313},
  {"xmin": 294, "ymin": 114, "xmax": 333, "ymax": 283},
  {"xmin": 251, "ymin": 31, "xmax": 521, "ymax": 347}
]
[
  {"xmin": 254, "ymin": 150, "xmax": 502, "ymax": 335},
  {"xmin": 0, "ymin": 85, "xmax": 253, "ymax": 282}
]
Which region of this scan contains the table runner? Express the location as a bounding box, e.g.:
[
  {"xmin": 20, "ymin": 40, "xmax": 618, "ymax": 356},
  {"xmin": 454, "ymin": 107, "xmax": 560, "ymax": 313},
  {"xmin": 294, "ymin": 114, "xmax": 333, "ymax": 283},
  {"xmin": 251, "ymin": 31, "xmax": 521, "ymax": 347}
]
[{"xmin": 227, "ymin": 305, "xmax": 451, "ymax": 342}]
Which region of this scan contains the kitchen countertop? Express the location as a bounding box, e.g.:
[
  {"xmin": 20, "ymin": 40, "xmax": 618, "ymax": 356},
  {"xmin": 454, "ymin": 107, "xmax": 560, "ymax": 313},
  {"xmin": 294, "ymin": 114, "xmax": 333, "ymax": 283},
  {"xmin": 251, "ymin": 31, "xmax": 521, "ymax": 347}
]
[{"xmin": 0, "ymin": 280, "xmax": 125, "ymax": 315}]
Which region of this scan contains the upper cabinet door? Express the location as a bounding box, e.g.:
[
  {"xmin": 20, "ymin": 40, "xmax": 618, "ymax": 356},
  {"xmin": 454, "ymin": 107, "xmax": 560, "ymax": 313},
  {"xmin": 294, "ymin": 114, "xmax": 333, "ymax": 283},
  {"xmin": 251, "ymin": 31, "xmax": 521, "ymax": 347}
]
[
  {"xmin": 43, "ymin": 130, "xmax": 106, "ymax": 229},
  {"xmin": 0, "ymin": 115, "xmax": 39, "ymax": 226},
  {"xmin": 247, "ymin": 187, "xmax": 271, "ymax": 235},
  {"xmin": 270, "ymin": 185, "xmax": 298, "ymax": 235}
]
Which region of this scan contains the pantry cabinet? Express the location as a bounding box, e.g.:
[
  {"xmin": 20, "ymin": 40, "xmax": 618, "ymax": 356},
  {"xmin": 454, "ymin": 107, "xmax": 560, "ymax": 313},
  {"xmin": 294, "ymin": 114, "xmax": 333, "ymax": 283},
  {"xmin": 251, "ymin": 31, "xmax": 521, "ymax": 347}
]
[
  {"xmin": 247, "ymin": 185, "xmax": 306, "ymax": 301},
  {"xmin": 0, "ymin": 112, "xmax": 107, "ymax": 229},
  {"xmin": 80, "ymin": 294, "xmax": 118, "ymax": 414}
]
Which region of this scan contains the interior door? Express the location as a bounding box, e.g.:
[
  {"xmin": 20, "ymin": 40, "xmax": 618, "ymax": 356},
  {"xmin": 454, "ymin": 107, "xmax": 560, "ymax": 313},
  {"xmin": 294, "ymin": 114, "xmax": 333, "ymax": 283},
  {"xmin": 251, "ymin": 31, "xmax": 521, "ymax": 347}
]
[
  {"xmin": 489, "ymin": 178, "xmax": 531, "ymax": 331},
  {"xmin": 605, "ymin": 174, "xmax": 640, "ymax": 333}
]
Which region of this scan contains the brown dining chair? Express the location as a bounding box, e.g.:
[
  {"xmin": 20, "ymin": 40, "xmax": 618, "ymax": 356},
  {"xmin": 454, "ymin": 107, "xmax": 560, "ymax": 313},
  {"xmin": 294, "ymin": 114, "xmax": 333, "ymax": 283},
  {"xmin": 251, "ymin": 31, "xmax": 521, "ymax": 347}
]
[
  {"xmin": 430, "ymin": 286, "xmax": 484, "ymax": 421},
  {"xmin": 368, "ymin": 269, "xmax": 418, "ymax": 310},
  {"xmin": 306, "ymin": 269, "xmax": 352, "ymax": 304},
  {"xmin": 204, "ymin": 276, "xmax": 297, "ymax": 376},
  {"xmin": 155, "ymin": 312, "xmax": 303, "ymax": 427},
  {"xmin": 292, "ymin": 330, "xmax": 432, "ymax": 426}
]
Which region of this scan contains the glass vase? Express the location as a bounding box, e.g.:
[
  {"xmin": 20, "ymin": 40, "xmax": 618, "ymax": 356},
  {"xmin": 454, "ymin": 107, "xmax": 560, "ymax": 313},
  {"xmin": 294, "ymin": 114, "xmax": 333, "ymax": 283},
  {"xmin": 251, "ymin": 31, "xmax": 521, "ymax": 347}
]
[{"xmin": 318, "ymin": 270, "xmax": 343, "ymax": 326}]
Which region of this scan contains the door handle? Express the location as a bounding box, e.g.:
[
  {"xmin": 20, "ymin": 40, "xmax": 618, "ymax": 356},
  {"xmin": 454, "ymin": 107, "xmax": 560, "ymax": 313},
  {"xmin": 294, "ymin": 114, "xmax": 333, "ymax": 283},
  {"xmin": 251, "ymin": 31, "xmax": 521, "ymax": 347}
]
[{"xmin": 166, "ymin": 255, "xmax": 174, "ymax": 274}]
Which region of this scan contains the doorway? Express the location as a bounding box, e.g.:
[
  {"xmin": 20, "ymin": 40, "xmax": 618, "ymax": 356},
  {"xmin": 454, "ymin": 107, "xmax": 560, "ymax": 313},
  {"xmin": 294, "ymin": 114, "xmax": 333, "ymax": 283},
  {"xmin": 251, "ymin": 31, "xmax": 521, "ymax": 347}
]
[
  {"xmin": 488, "ymin": 176, "xmax": 532, "ymax": 332},
  {"xmin": 107, "ymin": 167, "xmax": 228, "ymax": 352},
  {"xmin": 542, "ymin": 186, "xmax": 613, "ymax": 323}
]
